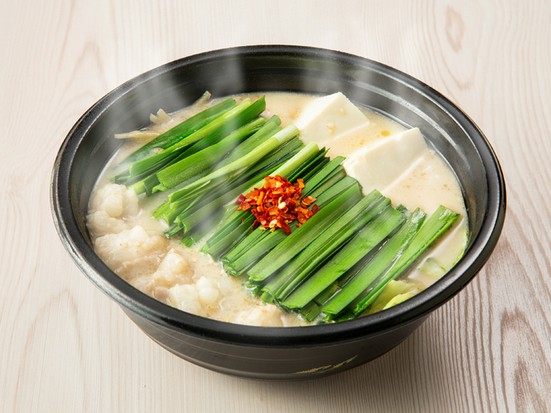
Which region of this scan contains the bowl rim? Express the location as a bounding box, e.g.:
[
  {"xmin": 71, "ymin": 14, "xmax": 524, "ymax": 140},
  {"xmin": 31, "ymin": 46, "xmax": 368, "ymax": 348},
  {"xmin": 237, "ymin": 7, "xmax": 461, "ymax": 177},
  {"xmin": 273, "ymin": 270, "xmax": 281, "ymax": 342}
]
[{"xmin": 51, "ymin": 44, "xmax": 506, "ymax": 346}]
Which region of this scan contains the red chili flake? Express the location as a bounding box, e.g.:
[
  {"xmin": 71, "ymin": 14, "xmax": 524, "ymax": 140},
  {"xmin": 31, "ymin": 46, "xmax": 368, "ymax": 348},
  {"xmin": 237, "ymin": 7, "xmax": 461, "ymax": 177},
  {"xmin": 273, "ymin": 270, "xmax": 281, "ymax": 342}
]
[{"xmin": 236, "ymin": 175, "xmax": 319, "ymax": 234}]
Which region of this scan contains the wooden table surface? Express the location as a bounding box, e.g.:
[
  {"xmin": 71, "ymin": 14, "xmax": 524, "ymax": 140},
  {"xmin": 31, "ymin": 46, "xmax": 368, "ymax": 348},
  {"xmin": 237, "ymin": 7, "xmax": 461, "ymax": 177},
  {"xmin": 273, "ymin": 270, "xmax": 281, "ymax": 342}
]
[{"xmin": 2, "ymin": 1, "xmax": 550, "ymax": 412}]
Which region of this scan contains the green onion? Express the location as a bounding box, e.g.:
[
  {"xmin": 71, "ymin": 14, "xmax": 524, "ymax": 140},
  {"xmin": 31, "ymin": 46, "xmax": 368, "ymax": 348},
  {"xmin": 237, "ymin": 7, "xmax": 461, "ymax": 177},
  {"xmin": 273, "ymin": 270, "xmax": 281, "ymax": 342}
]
[
  {"xmin": 202, "ymin": 139, "xmax": 319, "ymax": 259},
  {"xmin": 301, "ymin": 156, "xmax": 346, "ymax": 194},
  {"xmin": 224, "ymin": 116, "xmax": 282, "ymax": 163},
  {"xmin": 262, "ymin": 191, "xmax": 388, "ymax": 300},
  {"xmin": 321, "ymin": 208, "xmax": 426, "ymax": 317},
  {"xmin": 299, "ymin": 301, "xmax": 323, "ymax": 323},
  {"xmin": 168, "ymin": 124, "xmax": 299, "ymax": 204},
  {"xmin": 167, "ymin": 162, "xmax": 282, "ymax": 239},
  {"xmin": 116, "ymin": 98, "xmax": 265, "ymax": 186},
  {"xmin": 220, "ymin": 156, "xmax": 345, "ymax": 265},
  {"xmin": 121, "ymin": 97, "xmax": 237, "ymax": 164},
  {"xmin": 222, "ymin": 175, "xmax": 360, "ymax": 275},
  {"xmin": 237, "ymin": 142, "xmax": 321, "ymax": 196},
  {"xmin": 281, "ymin": 201, "xmax": 405, "ymax": 310},
  {"xmin": 246, "ymin": 184, "xmax": 363, "ymax": 283},
  {"xmin": 154, "ymin": 117, "xmax": 266, "ymax": 190},
  {"xmin": 352, "ymin": 205, "xmax": 459, "ymax": 315}
]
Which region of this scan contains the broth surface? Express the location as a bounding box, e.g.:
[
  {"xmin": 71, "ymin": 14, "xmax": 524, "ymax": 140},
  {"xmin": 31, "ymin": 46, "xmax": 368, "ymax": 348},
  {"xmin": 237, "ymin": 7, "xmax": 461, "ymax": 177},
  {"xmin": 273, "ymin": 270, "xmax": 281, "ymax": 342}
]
[{"xmin": 87, "ymin": 92, "xmax": 468, "ymax": 326}]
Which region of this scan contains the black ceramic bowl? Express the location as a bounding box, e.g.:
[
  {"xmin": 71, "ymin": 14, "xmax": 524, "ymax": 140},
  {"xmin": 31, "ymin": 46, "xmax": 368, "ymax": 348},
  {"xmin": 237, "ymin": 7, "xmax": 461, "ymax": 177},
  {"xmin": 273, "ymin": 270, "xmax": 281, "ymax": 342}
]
[{"xmin": 51, "ymin": 45, "xmax": 506, "ymax": 379}]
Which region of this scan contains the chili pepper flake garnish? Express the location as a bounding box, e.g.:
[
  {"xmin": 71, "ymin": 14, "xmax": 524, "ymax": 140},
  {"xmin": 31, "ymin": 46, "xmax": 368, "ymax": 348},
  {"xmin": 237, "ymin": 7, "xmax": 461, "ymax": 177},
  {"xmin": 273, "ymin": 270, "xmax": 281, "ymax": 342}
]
[{"xmin": 236, "ymin": 175, "xmax": 319, "ymax": 234}]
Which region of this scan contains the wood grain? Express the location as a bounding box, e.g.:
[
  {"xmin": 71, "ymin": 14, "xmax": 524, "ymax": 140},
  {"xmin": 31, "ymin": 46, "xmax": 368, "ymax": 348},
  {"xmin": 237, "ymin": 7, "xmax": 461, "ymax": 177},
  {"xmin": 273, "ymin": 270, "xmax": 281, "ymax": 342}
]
[{"xmin": 1, "ymin": 0, "xmax": 550, "ymax": 411}]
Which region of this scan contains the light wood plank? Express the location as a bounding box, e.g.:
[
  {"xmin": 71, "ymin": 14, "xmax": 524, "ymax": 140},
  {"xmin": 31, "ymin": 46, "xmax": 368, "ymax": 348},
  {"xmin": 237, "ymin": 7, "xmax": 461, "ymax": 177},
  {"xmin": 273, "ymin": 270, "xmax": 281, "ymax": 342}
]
[{"xmin": 1, "ymin": 0, "xmax": 550, "ymax": 411}]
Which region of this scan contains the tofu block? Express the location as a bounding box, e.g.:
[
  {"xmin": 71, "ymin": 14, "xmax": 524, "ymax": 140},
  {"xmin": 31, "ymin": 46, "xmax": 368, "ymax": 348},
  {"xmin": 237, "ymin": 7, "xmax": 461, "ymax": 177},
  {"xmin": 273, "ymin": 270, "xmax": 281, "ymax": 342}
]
[
  {"xmin": 343, "ymin": 127, "xmax": 428, "ymax": 194},
  {"xmin": 325, "ymin": 122, "xmax": 376, "ymax": 158},
  {"xmin": 295, "ymin": 92, "xmax": 369, "ymax": 145}
]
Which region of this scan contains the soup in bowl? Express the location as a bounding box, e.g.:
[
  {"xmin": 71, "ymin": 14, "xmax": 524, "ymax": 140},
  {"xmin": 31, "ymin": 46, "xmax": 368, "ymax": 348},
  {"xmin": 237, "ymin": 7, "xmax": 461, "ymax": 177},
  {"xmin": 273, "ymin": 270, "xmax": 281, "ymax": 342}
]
[{"xmin": 51, "ymin": 46, "xmax": 505, "ymax": 379}]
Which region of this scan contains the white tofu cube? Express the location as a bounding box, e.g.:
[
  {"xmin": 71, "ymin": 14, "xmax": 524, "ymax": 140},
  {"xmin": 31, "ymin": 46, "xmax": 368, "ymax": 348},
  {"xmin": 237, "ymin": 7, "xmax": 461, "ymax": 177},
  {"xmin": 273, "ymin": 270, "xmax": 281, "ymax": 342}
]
[
  {"xmin": 343, "ymin": 127, "xmax": 428, "ymax": 194},
  {"xmin": 295, "ymin": 92, "xmax": 369, "ymax": 145},
  {"xmin": 325, "ymin": 121, "xmax": 376, "ymax": 158}
]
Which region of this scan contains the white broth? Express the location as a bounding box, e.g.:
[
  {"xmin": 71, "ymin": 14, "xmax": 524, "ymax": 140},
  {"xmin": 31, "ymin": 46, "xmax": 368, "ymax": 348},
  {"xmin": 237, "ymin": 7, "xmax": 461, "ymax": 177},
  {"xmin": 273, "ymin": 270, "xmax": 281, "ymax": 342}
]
[{"xmin": 86, "ymin": 92, "xmax": 468, "ymax": 326}]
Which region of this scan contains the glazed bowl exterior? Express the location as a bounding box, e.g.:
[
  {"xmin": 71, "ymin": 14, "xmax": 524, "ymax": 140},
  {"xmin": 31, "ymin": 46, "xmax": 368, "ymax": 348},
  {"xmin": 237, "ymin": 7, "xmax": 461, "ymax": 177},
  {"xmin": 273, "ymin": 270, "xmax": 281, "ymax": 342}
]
[{"xmin": 51, "ymin": 45, "xmax": 506, "ymax": 379}]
